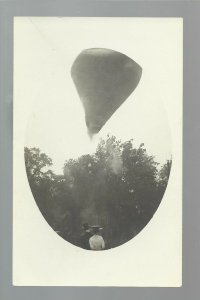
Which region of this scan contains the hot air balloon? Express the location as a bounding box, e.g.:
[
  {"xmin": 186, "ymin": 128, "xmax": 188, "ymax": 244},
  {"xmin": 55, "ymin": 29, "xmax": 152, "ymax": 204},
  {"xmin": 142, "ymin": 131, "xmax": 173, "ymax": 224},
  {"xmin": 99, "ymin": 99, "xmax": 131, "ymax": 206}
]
[{"xmin": 71, "ymin": 48, "xmax": 142, "ymax": 138}]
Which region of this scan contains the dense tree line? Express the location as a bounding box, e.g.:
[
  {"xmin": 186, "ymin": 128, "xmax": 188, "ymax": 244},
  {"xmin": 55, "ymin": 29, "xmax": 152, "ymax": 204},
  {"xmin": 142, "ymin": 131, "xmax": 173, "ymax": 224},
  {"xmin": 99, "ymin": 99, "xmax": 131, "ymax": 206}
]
[{"xmin": 24, "ymin": 135, "xmax": 172, "ymax": 249}]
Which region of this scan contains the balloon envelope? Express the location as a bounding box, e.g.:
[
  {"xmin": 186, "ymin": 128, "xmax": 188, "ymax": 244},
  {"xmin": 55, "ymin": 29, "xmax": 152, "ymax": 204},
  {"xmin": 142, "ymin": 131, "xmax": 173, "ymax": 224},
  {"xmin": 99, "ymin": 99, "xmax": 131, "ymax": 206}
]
[{"xmin": 71, "ymin": 48, "xmax": 142, "ymax": 137}]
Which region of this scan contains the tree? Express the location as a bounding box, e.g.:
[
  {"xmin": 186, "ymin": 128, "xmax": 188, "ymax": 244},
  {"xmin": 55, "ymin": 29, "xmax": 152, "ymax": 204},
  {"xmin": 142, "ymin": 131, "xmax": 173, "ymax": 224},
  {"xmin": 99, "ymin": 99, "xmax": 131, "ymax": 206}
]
[
  {"xmin": 62, "ymin": 135, "xmax": 166, "ymax": 248},
  {"xmin": 24, "ymin": 147, "xmax": 54, "ymax": 185},
  {"xmin": 24, "ymin": 147, "xmax": 55, "ymax": 223},
  {"xmin": 24, "ymin": 137, "xmax": 171, "ymax": 249},
  {"xmin": 24, "ymin": 147, "xmax": 81, "ymax": 243},
  {"xmin": 157, "ymin": 159, "xmax": 172, "ymax": 198}
]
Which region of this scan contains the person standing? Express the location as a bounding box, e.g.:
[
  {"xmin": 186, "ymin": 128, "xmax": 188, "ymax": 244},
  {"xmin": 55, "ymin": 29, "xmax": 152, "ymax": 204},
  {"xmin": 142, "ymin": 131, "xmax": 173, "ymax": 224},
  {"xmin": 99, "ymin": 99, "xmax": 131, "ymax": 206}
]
[
  {"xmin": 89, "ymin": 226, "xmax": 105, "ymax": 250},
  {"xmin": 80, "ymin": 223, "xmax": 93, "ymax": 250}
]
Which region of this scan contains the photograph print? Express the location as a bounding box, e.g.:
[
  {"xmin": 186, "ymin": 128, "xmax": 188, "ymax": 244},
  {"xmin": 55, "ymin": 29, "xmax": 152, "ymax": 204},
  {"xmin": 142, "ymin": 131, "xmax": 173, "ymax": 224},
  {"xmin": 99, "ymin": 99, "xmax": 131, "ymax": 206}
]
[{"xmin": 14, "ymin": 17, "xmax": 182, "ymax": 286}]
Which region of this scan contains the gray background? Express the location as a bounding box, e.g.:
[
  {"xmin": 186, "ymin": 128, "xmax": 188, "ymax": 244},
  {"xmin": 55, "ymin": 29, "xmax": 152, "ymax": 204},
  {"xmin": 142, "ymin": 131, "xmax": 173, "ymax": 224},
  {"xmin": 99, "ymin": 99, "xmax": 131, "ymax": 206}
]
[{"xmin": 0, "ymin": 1, "xmax": 199, "ymax": 299}]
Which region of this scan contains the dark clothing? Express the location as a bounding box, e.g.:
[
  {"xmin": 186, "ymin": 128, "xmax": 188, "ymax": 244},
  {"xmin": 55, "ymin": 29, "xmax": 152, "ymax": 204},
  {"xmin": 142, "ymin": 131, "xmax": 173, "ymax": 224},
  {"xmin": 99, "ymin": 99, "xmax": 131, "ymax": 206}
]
[{"xmin": 80, "ymin": 231, "xmax": 93, "ymax": 250}]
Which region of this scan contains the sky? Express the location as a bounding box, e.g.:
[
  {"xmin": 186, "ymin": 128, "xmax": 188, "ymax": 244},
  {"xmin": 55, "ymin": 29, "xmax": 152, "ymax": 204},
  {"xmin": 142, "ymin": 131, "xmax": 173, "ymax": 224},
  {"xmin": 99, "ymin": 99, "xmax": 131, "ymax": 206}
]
[{"xmin": 14, "ymin": 18, "xmax": 182, "ymax": 174}]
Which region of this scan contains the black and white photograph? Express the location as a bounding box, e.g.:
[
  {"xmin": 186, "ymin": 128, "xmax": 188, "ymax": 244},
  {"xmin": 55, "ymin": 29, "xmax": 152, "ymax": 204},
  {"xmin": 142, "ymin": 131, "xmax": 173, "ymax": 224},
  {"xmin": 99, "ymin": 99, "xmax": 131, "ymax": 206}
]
[{"xmin": 13, "ymin": 17, "xmax": 182, "ymax": 286}]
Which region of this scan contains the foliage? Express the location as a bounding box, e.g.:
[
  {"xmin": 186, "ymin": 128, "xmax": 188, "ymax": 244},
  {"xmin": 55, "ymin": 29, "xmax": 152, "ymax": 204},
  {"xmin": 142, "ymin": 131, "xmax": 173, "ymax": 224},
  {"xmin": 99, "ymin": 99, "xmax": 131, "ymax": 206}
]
[{"xmin": 24, "ymin": 136, "xmax": 172, "ymax": 249}]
